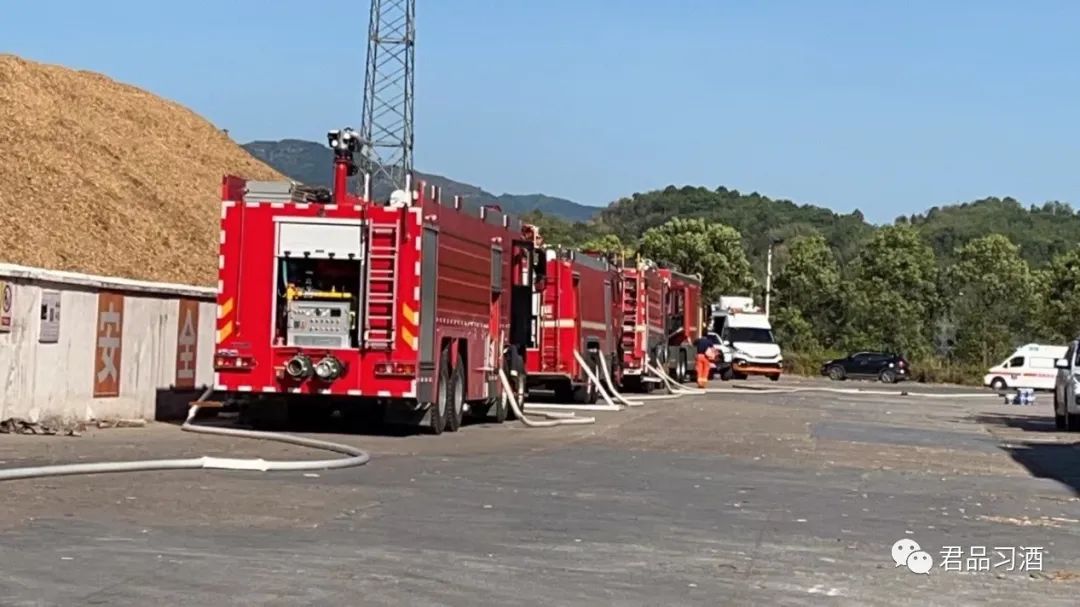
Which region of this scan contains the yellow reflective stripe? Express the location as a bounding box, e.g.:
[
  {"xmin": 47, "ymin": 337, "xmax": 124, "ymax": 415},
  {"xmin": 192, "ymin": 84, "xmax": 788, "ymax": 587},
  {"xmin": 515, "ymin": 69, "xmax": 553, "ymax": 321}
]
[
  {"xmin": 217, "ymin": 321, "xmax": 234, "ymax": 343},
  {"xmin": 218, "ymin": 298, "xmax": 234, "ymax": 319}
]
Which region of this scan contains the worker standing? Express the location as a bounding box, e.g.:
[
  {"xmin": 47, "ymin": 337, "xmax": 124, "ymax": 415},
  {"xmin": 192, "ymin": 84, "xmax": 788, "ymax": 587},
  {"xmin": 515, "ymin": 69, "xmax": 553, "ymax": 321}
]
[{"xmin": 695, "ymin": 334, "xmax": 715, "ymax": 389}]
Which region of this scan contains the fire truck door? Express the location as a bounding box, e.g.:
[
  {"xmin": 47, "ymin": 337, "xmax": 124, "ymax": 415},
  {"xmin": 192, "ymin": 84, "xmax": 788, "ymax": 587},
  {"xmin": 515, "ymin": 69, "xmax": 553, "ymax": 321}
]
[
  {"xmin": 489, "ymin": 245, "xmax": 504, "ymax": 399},
  {"xmin": 573, "ymin": 273, "xmax": 582, "ymax": 361},
  {"xmin": 603, "ymin": 280, "xmax": 612, "ymax": 355},
  {"xmin": 417, "ymin": 225, "xmax": 439, "ymax": 403}
]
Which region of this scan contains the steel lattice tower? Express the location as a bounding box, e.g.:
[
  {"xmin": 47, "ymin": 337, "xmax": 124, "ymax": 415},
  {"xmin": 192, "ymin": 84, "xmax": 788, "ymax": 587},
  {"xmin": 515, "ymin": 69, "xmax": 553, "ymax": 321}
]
[{"xmin": 360, "ymin": 0, "xmax": 416, "ymax": 193}]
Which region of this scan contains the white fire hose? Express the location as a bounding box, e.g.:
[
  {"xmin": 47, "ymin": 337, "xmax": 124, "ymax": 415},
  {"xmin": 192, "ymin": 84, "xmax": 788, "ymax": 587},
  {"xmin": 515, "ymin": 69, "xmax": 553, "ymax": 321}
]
[
  {"xmin": 621, "ymin": 365, "xmax": 684, "ymax": 401},
  {"xmin": 499, "ymin": 369, "xmax": 596, "ymax": 426},
  {"xmin": 0, "ymin": 394, "xmax": 371, "ymax": 482},
  {"xmin": 597, "ymin": 352, "xmax": 644, "ymax": 407},
  {"xmin": 648, "ymin": 361, "xmax": 705, "ymax": 395},
  {"xmin": 572, "ymin": 350, "xmax": 622, "ymax": 409}
]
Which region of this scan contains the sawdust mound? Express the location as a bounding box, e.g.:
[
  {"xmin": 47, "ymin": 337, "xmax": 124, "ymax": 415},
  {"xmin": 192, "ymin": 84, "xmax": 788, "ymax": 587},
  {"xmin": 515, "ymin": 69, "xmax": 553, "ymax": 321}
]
[{"xmin": 0, "ymin": 54, "xmax": 283, "ymax": 286}]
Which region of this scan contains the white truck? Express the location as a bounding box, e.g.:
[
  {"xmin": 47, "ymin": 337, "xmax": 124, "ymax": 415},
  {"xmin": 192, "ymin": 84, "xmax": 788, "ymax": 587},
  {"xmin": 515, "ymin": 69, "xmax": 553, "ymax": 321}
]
[{"xmin": 708, "ymin": 296, "xmax": 783, "ymax": 381}]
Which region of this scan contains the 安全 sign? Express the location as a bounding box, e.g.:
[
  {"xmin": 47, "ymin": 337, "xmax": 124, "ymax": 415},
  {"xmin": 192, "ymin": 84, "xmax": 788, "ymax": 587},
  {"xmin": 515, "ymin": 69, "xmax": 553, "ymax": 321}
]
[
  {"xmin": 93, "ymin": 292, "xmax": 124, "ymax": 398},
  {"xmin": 175, "ymin": 299, "xmax": 200, "ymax": 389}
]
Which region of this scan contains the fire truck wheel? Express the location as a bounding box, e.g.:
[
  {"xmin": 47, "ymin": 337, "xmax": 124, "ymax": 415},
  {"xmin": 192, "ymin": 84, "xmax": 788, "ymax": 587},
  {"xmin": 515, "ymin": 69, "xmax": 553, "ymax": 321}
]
[
  {"xmin": 491, "ymin": 349, "xmax": 521, "ymax": 422},
  {"xmin": 428, "ymin": 355, "xmax": 450, "ymax": 435},
  {"xmin": 446, "ymin": 363, "xmax": 465, "ymax": 433},
  {"xmin": 573, "ymin": 356, "xmax": 599, "ymax": 404},
  {"xmin": 676, "ymin": 351, "xmax": 688, "ymax": 383},
  {"xmin": 555, "ymin": 381, "xmax": 575, "ymax": 403}
]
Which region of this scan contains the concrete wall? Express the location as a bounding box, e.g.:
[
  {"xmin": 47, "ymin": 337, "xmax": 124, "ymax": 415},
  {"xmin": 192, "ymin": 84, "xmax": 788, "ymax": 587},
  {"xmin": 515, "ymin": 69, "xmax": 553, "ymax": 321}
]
[{"xmin": 0, "ymin": 264, "xmax": 216, "ymax": 423}]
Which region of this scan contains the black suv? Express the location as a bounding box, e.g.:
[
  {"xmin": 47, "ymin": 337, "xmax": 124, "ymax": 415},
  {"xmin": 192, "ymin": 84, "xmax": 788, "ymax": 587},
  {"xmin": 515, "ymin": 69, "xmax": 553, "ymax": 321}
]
[{"xmin": 821, "ymin": 352, "xmax": 909, "ymax": 383}]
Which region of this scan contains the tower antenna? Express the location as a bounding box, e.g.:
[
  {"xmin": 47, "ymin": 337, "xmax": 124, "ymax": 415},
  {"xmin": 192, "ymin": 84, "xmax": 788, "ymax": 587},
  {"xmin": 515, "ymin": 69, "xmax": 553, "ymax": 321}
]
[{"xmin": 360, "ymin": 0, "xmax": 416, "ymax": 192}]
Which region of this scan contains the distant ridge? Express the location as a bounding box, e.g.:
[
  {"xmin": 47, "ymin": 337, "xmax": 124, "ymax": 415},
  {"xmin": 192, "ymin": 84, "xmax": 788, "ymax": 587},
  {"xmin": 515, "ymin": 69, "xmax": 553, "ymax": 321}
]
[{"xmin": 242, "ymin": 139, "xmax": 600, "ymax": 222}]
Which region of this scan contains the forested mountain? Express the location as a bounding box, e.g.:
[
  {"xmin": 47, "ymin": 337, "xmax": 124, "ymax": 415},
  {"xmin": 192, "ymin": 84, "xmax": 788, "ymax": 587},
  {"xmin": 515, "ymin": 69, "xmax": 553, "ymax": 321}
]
[
  {"xmin": 597, "ymin": 186, "xmax": 873, "ymax": 269},
  {"xmin": 242, "ymin": 139, "xmax": 599, "ymax": 221},
  {"xmin": 901, "ymin": 197, "xmax": 1080, "ymax": 266}
]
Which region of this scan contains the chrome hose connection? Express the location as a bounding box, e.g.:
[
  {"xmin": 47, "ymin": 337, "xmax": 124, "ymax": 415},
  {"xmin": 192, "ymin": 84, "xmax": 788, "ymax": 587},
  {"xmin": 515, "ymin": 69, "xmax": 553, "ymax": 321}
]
[
  {"xmin": 314, "ymin": 356, "xmax": 344, "ymax": 381},
  {"xmin": 284, "ymin": 354, "xmax": 315, "ymax": 379}
]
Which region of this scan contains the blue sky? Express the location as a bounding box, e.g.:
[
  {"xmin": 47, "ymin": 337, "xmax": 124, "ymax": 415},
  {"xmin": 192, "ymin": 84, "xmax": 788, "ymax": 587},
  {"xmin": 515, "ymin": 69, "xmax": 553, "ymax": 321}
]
[{"xmin": 3, "ymin": 0, "xmax": 1080, "ymax": 222}]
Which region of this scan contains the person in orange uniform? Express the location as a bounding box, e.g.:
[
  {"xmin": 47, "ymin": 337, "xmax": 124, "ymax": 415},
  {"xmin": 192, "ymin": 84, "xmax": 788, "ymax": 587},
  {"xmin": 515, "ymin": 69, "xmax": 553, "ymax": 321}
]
[{"xmin": 695, "ymin": 334, "xmax": 716, "ymax": 389}]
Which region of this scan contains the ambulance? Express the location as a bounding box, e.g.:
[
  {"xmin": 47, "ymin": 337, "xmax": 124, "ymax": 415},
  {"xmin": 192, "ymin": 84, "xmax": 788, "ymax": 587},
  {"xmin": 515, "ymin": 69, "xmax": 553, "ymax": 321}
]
[{"xmin": 983, "ymin": 343, "xmax": 1067, "ymax": 391}]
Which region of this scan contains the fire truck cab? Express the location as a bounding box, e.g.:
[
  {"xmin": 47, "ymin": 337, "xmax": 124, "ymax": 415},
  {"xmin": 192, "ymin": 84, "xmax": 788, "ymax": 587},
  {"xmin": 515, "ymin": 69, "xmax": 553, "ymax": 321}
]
[{"xmin": 214, "ymin": 127, "xmax": 542, "ymax": 434}]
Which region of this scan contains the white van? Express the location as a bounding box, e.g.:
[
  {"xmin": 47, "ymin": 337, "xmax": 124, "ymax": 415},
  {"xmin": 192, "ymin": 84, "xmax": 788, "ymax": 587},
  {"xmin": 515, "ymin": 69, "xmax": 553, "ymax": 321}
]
[
  {"xmin": 708, "ymin": 296, "xmax": 783, "ymax": 380},
  {"xmin": 983, "ymin": 343, "xmax": 1067, "ymax": 391}
]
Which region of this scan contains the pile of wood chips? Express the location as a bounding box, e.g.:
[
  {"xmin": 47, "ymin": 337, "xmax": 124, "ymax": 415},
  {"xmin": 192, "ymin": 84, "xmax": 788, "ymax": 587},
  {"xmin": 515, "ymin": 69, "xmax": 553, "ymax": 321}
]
[{"xmin": 0, "ymin": 54, "xmax": 284, "ymax": 286}]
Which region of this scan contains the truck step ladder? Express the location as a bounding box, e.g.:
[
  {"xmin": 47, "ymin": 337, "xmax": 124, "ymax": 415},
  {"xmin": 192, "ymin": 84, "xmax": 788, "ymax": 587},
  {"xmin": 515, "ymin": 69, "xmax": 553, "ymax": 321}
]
[
  {"xmin": 621, "ymin": 274, "xmax": 638, "ymax": 354},
  {"xmin": 364, "ymin": 222, "xmax": 399, "ymax": 349}
]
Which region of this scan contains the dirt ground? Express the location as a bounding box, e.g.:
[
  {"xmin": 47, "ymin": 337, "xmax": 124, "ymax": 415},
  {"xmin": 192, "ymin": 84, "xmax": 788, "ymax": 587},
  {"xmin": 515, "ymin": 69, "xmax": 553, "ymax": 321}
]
[{"xmin": 0, "ymin": 377, "xmax": 1078, "ymax": 606}]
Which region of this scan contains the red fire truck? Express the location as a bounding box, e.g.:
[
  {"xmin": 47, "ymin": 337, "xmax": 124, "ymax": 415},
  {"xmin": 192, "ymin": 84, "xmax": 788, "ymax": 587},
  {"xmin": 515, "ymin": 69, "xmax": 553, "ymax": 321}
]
[
  {"xmin": 213, "ymin": 128, "xmax": 542, "ymax": 434},
  {"xmin": 525, "ymin": 247, "xmax": 623, "ymax": 402},
  {"xmin": 619, "ymin": 259, "xmax": 666, "ymax": 392},
  {"xmin": 658, "ymin": 267, "xmax": 703, "ymax": 382}
]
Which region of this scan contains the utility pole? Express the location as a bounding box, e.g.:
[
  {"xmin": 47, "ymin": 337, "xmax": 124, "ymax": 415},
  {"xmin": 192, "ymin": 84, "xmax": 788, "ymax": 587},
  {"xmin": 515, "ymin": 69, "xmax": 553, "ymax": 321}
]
[
  {"xmin": 764, "ymin": 237, "xmax": 784, "ymax": 318},
  {"xmin": 360, "ymin": 0, "xmax": 416, "ymax": 192},
  {"xmin": 765, "ymin": 246, "xmax": 773, "ymax": 318}
]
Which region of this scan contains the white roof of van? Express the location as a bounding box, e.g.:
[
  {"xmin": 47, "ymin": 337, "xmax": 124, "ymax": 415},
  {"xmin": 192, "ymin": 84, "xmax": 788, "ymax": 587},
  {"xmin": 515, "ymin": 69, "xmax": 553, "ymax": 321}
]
[
  {"xmin": 726, "ymin": 312, "xmax": 772, "ymax": 329},
  {"xmin": 1016, "ymin": 343, "xmax": 1066, "ymax": 356}
]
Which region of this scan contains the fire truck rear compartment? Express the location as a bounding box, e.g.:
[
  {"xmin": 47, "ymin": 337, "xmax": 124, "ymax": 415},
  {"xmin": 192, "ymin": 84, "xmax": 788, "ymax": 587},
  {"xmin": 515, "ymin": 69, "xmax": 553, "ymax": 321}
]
[
  {"xmin": 275, "ymin": 219, "xmax": 365, "ymax": 349},
  {"xmin": 278, "ymin": 258, "xmax": 361, "ymax": 350}
]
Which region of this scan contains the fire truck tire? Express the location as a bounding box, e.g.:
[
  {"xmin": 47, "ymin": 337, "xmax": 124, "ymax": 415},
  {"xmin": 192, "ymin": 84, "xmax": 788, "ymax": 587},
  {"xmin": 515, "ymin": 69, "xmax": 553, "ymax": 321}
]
[
  {"xmin": 428, "ymin": 352, "xmax": 450, "ymax": 435},
  {"xmin": 676, "ymin": 351, "xmax": 688, "ymax": 383},
  {"xmin": 491, "ymin": 389, "xmax": 509, "ymax": 423},
  {"xmin": 555, "ymin": 381, "xmax": 574, "ymax": 402},
  {"xmin": 641, "ymin": 376, "xmax": 655, "ymax": 394},
  {"xmin": 573, "ymin": 382, "xmax": 598, "ymax": 404},
  {"xmin": 495, "ymin": 349, "xmax": 522, "ymax": 422},
  {"xmin": 572, "ymin": 355, "xmax": 600, "ymax": 404},
  {"xmin": 446, "ymin": 362, "xmax": 465, "ymax": 433}
]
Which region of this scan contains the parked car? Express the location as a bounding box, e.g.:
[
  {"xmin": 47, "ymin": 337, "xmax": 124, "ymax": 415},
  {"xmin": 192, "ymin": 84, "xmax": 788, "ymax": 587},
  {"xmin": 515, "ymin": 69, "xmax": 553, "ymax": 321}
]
[
  {"xmin": 1053, "ymin": 339, "xmax": 1080, "ymax": 431},
  {"xmin": 820, "ymin": 352, "xmax": 909, "ymax": 383}
]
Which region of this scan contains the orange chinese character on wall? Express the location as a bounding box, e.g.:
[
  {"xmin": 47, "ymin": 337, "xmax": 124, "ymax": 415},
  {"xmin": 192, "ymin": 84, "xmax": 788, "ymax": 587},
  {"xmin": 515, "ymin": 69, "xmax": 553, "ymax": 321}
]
[
  {"xmin": 93, "ymin": 292, "xmax": 124, "ymax": 398},
  {"xmin": 175, "ymin": 299, "xmax": 200, "ymax": 389}
]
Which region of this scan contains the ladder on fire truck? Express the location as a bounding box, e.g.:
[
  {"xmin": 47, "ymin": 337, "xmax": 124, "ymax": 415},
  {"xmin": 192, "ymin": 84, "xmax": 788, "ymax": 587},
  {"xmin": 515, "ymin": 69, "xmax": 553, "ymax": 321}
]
[
  {"xmin": 621, "ymin": 273, "xmax": 638, "ymax": 357},
  {"xmin": 363, "ymin": 222, "xmax": 400, "ymax": 349},
  {"xmin": 541, "ymin": 274, "xmax": 559, "ymax": 370}
]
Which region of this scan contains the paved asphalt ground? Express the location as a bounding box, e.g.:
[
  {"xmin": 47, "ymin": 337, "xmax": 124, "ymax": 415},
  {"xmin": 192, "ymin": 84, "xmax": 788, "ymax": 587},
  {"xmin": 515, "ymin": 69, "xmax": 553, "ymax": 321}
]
[{"xmin": 1, "ymin": 376, "xmax": 1079, "ymax": 606}]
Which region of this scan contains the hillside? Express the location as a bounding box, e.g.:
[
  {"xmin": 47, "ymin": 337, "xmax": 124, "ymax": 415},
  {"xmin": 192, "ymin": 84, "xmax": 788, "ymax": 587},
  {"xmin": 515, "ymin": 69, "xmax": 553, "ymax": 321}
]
[
  {"xmin": 901, "ymin": 197, "xmax": 1080, "ymax": 266},
  {"xmin": 0, "ymin": 54, "xmax": 282, "ymax": 285},
  {"xmin": 592, "ymin": 185, "xmax": 874, "ymax": 269},
  {"xmin": 242, "ymin": 139, "xmax": 599, "ymax": 221}
]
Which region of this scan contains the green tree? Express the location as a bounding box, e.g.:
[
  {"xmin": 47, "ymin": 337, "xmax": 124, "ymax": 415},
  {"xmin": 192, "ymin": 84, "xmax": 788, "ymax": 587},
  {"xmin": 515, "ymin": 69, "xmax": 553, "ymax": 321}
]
[
  {"xmin": 944, "ymin": 234, "xmax": 1043, "ymax": 366},
  {"xmin": 520, "ymin": 210, "xmax": 598, "ymax": 248},
  {"xmin": 1042, "ymin": 246, "xmax": 1080, "ymax": 341},
  {"xmin": 772, "ymin": 234, "xmax": 844, "ymax": 352},
  {"xmin": 639, "ymin": 217, "xmax": 755, "ymax": 301},
  {"xmin": 580, "ymin": 233, "xmax": 633, "ymax": 259},
  {"xmin": 843, "ymin": 225, "xmax": 939, "ymax": 358}
]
